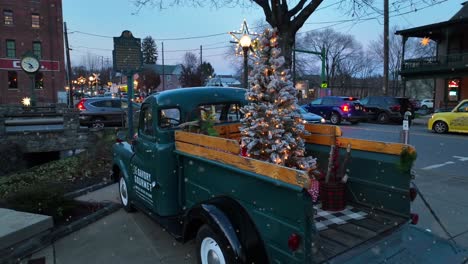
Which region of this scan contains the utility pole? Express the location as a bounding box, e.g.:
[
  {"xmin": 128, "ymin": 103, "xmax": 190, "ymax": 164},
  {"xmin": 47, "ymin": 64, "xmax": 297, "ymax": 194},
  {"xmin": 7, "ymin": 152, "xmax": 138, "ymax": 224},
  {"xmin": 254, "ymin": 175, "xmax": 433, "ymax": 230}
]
[
  {"xmin": 200, "ymin": 45, "xmax": 203, "ymax": 85},
  {"xmin": 200, "ymin": 45, "xmax": 203, "ymax": 66},
  {"xmin": 162, "ymin": 42, "xmax": 165, "ymax": 91},
  {"xmin": 64, "ymin": 22, "xmax": 73, "ymax": 108},
  {"xmin": 383, "ymin": 0, "xmax": 389, "ymax": 96}
]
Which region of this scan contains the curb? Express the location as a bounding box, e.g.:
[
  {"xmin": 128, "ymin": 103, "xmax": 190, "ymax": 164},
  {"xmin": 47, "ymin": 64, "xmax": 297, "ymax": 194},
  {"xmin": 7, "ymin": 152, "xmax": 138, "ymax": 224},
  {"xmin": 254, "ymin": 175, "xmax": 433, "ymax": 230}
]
[
  {"xmin": 0, "ymin": 202, "xmax": 122, "ymax": 263},
  {"xmin": 64, "ymin": 180, "xmax": 116, "ymax": 199}
]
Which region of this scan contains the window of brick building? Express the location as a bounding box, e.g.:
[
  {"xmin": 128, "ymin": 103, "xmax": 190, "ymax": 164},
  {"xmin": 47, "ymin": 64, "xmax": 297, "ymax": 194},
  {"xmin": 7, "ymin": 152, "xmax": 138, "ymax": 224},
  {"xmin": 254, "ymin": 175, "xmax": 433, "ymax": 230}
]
[
  {"xmin": 33, "ymin": 41, "xmax": 42, "ymax": 59},
  {"xmin": 8, "ymin": 71, "xmax": 18, "ymax": 89},
  {"xmin": 35, "ymin": 72, "xmax": 44, "ymax": 89},
  {"xmin": 32, "ymin": 14, "xmax": 40, "ymax": 28},
  {"xmin": 6, "ymin": 40, "xmax": 16, "ymax": 58},
  {"xmin": 3, "ymin": 10, "xmax": 13, "ymax": 25}
]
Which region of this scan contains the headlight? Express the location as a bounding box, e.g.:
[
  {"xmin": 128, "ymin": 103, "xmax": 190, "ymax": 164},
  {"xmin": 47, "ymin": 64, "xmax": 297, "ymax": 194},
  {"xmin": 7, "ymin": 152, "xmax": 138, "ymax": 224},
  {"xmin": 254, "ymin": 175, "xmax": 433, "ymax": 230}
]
[
  {"xmin": 431, "ymin": 115, "xmax": 434, "ymax": 119},
  {"xmin": 321, "ymin": 118, "xmax": 326, "ymax": 123}
]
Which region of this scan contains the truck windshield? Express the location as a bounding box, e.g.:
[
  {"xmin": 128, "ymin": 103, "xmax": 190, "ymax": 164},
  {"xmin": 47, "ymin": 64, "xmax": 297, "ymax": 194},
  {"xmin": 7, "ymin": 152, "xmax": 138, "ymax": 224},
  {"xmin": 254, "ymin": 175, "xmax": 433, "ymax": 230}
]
[{"xmin": 196, "ymin": 103, "xmax": 242, "ymax": 123}]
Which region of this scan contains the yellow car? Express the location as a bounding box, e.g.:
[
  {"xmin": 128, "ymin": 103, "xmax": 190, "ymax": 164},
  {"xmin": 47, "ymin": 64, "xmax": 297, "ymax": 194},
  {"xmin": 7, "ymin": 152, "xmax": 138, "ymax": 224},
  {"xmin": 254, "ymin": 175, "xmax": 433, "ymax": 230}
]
[{"xmin": 428, "ymin": 99, "xmax": 468, "ymax": 134}]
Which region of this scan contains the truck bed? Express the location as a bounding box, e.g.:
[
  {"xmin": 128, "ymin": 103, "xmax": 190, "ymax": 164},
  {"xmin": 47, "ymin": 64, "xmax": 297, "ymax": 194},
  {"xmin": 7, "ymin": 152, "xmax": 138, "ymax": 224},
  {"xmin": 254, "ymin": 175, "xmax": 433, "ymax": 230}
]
[{"xmin": 314, "ymin": 204, "xmax": 407, "ymax": 263}]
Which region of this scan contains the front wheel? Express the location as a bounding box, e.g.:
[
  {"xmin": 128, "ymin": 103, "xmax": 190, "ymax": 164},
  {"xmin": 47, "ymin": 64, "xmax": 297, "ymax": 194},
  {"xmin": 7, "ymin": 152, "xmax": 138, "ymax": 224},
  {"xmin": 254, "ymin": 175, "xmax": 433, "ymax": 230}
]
[
  {"xmin": 433, "ymin": 121, "xmax": 448, "ymax": 134},
  {"xmin": 119, "ymin": 175, "xmax": 135, "ymax": 212},
  {"xmin": 196, "ymin": 225, "xmax": 235, "ymax": 264},
  {"xmin": 330, "ymin": 112, "xmax": 342, "ymax": 125}
]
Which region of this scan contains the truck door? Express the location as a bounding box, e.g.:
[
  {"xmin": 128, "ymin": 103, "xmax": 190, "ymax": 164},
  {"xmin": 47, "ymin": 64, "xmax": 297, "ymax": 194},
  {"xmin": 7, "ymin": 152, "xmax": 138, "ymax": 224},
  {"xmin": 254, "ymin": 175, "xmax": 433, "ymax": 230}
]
[{"xmin": 130, "ymin": 103, "xmax": 158, "ymax": 210}]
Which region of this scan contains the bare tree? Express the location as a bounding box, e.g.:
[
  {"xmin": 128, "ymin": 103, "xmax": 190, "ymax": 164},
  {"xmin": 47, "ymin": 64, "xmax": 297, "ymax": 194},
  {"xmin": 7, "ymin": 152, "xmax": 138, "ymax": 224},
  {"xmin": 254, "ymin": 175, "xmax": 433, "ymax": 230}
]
[
  {"xmin": 298, "ymin": 28, "xmax": 362, "ymax": 88},
  {"xmin": 369, "ymin": 26, "xmax": 403, "ymax": 95},
  {"xmin": 132, "ymin": 0, "xmax": 388, "ymax": 68},
  {"xmin": 179, "ymin": 52, "xmax": 202, "ymax": 87},
  {"xmin": 80, "ymin": 52, "xmax": 100, "ymax": 72}
]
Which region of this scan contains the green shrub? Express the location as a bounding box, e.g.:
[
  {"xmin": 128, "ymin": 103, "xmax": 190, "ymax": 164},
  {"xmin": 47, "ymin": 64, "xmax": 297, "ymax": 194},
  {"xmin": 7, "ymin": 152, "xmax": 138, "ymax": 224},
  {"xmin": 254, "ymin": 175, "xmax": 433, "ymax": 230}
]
[{"xmin": 0, "ymin": 183, "xmax": 78, "ymax": 222}]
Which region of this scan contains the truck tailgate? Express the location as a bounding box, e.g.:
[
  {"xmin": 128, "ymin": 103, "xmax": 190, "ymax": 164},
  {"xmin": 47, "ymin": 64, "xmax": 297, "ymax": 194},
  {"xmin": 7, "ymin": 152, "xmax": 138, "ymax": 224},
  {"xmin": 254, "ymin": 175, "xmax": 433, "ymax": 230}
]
[{"xmin": 330, "ymin": 225, "xmax": 468, "ymax": 264}]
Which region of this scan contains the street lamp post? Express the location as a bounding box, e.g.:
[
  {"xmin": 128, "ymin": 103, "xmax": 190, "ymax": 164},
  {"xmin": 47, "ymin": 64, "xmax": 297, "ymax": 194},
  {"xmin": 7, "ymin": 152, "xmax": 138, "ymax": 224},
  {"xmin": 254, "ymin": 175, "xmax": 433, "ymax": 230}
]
[
  {"xmin": 239, "ymin": 34, "xmax": 251, "ymax": 89},
  {"xmin": 89, "ymin": 76, "xmax": 95, "ymax": 96},
  {"xmin": 229, "ymin": 20, "xmax": 257, "ymax": 89}
]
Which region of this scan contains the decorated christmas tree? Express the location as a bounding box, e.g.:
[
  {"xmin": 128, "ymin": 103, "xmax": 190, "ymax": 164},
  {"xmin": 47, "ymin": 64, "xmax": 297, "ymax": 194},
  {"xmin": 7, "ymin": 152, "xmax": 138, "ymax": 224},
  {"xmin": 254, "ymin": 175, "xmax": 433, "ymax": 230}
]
[{"xmin": 240, "ymin": 28, "xmax": 319, "ymax": 178}]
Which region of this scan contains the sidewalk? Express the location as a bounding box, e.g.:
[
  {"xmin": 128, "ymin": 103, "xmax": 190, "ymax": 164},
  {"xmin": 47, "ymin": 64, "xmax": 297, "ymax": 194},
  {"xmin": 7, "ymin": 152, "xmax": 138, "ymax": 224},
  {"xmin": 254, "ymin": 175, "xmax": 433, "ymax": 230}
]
[
  {"xmin": 22, "ymin": 184, "xmax": 196, "ymax": 264},
  {"xmin": 412, "ymin": 114, "xmax": 431, "ymax": 126}
]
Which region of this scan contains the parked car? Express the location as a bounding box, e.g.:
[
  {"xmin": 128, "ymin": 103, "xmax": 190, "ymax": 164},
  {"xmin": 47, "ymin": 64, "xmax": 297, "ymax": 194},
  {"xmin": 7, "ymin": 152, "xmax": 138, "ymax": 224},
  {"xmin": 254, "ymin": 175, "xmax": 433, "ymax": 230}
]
[
  {"xmin": 302, "ymin": 96, "xmax": 367, "ymax": 125},
  {"xmin": 420, "ymin": 98, "xmax": 434, "ymax": 110},
  {"xmin": 359, "ymin": 96, "xmax": 414, "ymax": 124},
  {"xmin": 409, "ymin": 98, "xmax": 421, "ymax": 111},
  {"xmin": 298, "ymin": 106, "xmax": 326, "ymax": 124},
  {"xmin": 428, "ymin": 99, "xmax": 468, "ymax": 134},
  {"xmin": 77, "ymin": 97, "xmax": 140, "ymax": 128}
]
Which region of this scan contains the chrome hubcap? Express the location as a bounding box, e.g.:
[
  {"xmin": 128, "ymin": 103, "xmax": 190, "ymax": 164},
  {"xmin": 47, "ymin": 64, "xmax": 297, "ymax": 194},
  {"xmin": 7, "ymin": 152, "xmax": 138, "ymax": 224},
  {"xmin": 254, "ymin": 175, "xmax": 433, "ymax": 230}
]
[
  {"xmin": 200, "ymin": 237, "xmax": 225, "ymax": 264},
  {"xmin": 435, "ymin": 123, "xmax": 446, "ymax": 133},
  {"xmin": 120, "ymin": 177, "xmax": 128, "ymax": 206}
]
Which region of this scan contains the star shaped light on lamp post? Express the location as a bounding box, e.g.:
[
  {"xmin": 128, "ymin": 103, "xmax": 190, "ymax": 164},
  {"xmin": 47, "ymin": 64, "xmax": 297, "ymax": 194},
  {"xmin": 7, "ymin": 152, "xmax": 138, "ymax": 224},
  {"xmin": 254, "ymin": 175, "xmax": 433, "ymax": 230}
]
[{"xmin": 229, "ymin": 20, "xmax": 259, "ymax": 89}]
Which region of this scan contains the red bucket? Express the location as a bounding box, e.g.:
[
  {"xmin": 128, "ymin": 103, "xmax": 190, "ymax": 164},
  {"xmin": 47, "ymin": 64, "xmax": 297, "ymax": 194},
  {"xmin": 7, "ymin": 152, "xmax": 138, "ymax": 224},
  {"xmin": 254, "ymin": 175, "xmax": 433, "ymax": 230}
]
[{"xmin": 319, "ymin": 182, "xmax": 346, "ymax": 211}]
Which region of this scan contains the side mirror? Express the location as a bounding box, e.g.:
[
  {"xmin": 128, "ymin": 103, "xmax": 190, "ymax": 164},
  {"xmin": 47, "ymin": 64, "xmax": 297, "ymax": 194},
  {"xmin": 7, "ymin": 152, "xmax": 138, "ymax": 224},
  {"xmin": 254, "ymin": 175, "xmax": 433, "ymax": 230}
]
[{"xmin": 116, "ymin": 131, "xmax": 126, "ymax": 143}]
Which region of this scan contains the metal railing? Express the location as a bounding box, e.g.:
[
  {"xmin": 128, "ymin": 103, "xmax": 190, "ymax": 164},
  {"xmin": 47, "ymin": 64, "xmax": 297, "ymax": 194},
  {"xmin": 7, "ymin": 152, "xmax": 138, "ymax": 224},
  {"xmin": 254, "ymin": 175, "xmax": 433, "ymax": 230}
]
[{"xmin": 402, "ymin": 52, "xmax": 468, "ymax": 72}]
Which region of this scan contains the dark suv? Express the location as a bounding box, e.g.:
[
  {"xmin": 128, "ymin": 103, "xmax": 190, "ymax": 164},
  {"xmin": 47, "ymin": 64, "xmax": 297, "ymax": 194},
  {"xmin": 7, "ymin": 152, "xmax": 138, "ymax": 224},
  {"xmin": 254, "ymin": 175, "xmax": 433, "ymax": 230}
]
[
  {"xmin": 77, "ymin": 97, "xmax": 140, "ymax": 128},
  {"xmin": 302, "ymin": 96, "xmax": 367, "ymax": 125},
  {"xmin": 359, "ymin": 96, "xmax": 414, "ymax": 124}
]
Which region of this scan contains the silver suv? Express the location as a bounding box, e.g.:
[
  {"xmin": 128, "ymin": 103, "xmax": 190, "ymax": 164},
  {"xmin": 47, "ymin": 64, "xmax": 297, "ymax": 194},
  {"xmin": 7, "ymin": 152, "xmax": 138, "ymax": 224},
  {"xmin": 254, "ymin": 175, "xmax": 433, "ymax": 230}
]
[{"xmin": 77, "ymin": 97, "xmax": 140, "ymax": 128}]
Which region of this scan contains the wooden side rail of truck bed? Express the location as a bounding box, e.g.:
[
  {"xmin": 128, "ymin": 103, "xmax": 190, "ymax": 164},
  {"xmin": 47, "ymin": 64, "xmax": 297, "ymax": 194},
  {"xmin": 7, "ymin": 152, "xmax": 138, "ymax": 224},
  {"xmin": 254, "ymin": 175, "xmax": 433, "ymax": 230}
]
[
  {"xmin": 175, "ymin": 131, "xmax": 310, "ymax": 189},
  {"xmin": 213, "ymin": 123, "xmax": 415, "ymax": 155}
]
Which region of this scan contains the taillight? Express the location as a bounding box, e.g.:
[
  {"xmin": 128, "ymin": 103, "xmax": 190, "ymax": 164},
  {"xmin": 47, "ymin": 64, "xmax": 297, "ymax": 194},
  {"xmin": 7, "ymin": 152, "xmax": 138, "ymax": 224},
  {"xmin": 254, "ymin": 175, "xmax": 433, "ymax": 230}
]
[
  {"xmin": 410, "ymin": 213, "xmax": 419, "ymax": 225},
  {"xmin": 341, "ymin": 104, "xmax": 350, "ymax": 112},
  {"xmin": 288, "ymin": 233, "xmax": 301, "ymax": 251},
  {"xmin": 77, "ymin": 99, "xmax": 87, "ymax": 111},
  {"xmin": 116, "ymin": 138, "xmax": 124, "ymax": 143},
  {"xmin": 409, "ymin": 187, "xmax": 417, "ymax": 201},
  {"xmin": 390, "ymin": 105, "xmax": 401, "ymax": 112}
]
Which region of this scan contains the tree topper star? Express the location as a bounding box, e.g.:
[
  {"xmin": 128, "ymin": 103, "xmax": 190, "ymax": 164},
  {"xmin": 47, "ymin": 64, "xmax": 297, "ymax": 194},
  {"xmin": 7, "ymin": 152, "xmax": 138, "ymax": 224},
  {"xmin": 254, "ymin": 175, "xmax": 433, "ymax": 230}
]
[{"xmin": 420, "ymin": 37, "xmax": 431, "ymax": 46}]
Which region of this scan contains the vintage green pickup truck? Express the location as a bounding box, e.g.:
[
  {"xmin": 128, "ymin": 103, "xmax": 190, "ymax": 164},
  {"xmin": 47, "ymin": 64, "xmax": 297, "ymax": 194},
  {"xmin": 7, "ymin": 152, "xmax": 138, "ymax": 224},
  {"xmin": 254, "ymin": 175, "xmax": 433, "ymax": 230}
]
[{"xmin": 112, "ymin": 87, "xmax": 467, "ymax": 263}]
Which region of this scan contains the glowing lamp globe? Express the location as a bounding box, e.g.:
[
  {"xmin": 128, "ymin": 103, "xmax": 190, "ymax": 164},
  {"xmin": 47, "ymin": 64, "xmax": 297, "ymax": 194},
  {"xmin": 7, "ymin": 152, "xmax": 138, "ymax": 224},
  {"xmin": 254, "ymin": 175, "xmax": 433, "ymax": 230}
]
[{"xmin": 239, "ymin": 34, "xmax": 252, "ymax": 48}]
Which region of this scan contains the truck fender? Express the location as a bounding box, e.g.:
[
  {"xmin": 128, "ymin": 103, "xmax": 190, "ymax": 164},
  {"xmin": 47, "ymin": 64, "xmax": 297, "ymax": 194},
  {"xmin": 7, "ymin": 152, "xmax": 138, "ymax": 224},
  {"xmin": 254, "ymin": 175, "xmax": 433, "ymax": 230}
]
[
  {"xmin": 183, "ymin": 197, "xmax": 269, "ymax": 263},
  {"xmin": 112, "ymin": 159, "xmax": 131, "ymax": 182}
]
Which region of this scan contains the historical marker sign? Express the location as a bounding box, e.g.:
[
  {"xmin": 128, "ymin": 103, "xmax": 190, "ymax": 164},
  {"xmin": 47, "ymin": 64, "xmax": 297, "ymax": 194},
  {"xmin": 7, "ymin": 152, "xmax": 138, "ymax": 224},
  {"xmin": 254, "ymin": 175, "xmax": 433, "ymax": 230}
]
[{"xmin": 113, "ymin": 30, "xmax": 143, "ymax": 73}]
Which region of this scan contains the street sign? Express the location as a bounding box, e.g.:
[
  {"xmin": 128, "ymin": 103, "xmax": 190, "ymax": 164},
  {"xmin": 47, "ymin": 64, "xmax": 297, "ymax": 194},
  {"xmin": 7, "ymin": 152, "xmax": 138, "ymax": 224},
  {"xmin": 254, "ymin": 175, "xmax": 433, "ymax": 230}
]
[
  {"xmin": 113, "ymin": 30, "xmax": 143, "ymax": 73},
  {"xmin": 321, "ymin": 82, "xmax": 328, "ymax": 88}
]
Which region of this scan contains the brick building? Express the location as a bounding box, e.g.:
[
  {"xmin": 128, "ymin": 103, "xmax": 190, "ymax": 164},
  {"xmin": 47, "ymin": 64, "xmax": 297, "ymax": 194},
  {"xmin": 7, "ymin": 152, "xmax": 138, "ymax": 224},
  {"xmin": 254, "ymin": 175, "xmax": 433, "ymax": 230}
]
[{"xmin": 0, "ymin": 0, "xmax": 65, "ymax": 105}]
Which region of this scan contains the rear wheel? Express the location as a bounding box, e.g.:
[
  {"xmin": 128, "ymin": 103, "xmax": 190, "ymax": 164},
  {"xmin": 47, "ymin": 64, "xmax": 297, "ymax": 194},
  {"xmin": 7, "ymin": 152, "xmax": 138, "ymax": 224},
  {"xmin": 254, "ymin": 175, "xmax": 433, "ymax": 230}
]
[
  {"xmin": 330, "ymin": 112, "xmax": 342, "ymax": 125},
  {"xmin": 377, "ymin": 112, "xmax": 389, "ymax": 124},
  {"xmin": 421, "ymin": 105, "xmax": 428, "ymax": 110},
  {"xmin": 119, "ymin": 175, "xmax": 135, "ymax": 212},
  {"xmin": 433, "ymin": 121, "xmax": 448, "ymax": 134},
  {"xmin": 196, "ymin": 225, "xmax": 235, "ymax": 264}
]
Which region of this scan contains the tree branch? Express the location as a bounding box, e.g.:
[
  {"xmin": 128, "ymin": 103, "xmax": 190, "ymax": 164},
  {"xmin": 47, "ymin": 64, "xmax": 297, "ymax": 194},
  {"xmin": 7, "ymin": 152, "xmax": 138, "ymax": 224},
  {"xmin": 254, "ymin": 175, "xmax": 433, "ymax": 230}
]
[
  {"xmin": 288, "ymin": 0, "xmax": 308, "ymax": 18},
  {"xmin": 253, "ymin": 0, "xmax": 273, "ymax": 24},
  {"xmin": 292, "ymin": 0, "xmax": 323, "ymax": 32}
]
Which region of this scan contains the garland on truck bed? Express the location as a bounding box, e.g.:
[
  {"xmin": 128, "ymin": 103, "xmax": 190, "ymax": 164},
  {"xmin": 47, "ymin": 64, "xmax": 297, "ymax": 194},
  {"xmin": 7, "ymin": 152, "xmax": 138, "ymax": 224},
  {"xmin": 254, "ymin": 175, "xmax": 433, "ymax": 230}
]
[{"xmin": 239, "ymin": 28, "xmax": 319, "ymax": 179}]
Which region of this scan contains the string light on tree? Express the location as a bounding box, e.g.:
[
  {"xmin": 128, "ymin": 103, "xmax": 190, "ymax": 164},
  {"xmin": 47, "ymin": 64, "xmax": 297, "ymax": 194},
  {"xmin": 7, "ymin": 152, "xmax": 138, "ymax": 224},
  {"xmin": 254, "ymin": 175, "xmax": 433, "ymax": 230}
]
[{"xmin": 239, "ymin": 27, "xmax": 319, "ymax": 180}]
